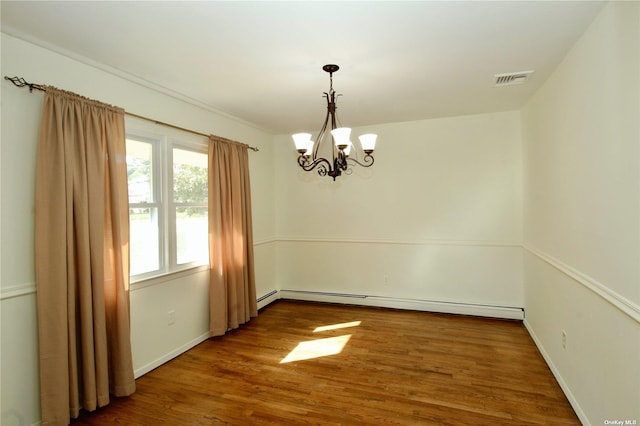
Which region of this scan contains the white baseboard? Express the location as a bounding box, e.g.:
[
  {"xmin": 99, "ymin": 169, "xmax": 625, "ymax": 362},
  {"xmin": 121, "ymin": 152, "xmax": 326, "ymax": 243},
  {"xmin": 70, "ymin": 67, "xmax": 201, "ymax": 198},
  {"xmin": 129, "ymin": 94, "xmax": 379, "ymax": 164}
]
[
  {"xmin": 523, "ymin": 319, "xmax": 589, "ymax": 426},
  {"xmin": 278, "ymin": 290, "xmax": 524, "ymax": 320},
  {"xmin": 134, "ymin": 332, "xmax": 210, "ymax": 378}
]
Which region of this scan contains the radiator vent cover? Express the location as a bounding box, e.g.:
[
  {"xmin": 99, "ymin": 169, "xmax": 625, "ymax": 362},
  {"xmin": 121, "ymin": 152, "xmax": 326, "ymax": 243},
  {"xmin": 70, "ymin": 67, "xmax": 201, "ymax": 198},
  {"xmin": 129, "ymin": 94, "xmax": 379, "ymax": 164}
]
[{"xmin": 494, "ymin": 70, "xmax": 534, "ymax": 86}]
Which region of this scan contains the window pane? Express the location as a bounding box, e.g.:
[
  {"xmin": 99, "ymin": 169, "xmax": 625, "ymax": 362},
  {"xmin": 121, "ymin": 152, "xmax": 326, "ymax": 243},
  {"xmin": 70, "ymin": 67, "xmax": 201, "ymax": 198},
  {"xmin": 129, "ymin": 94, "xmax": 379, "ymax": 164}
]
[
  {"xmin": 127, "ymin": 139, "xmax": 153, "ymax": 203},
  {"xmin": 173, "ymin": 148, "xmax": 207, "ymax": 203},
  {"xmin": 130, "ymin": 207, "xmax": 160, "ymax": 275},
  {"xmin": 176, "ymin": 206, "xmax": 208, "ymax": 265}
]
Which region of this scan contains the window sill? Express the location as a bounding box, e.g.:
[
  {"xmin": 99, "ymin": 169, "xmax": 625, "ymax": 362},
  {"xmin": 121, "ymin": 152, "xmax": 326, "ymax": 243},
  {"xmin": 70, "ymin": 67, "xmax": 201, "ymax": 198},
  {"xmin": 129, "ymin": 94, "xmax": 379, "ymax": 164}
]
[{"xmin": 130, "ymin": 264, "xmax": 209, "ymax": 292}]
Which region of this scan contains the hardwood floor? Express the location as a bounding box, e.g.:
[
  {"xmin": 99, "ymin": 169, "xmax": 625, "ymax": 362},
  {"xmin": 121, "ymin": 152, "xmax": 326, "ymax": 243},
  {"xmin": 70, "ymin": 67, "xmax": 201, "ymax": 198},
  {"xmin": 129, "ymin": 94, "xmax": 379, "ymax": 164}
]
[{"xmin": 73, "ymin": 300, "xmax": 579, "ymax": 425}]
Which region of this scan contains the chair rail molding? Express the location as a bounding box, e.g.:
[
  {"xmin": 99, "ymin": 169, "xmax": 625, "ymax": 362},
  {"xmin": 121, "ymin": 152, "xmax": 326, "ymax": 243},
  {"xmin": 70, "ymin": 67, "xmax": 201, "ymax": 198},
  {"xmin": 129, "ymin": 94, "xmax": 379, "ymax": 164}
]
[
  {"xmin": 524, "ymin": 245, "xmax": 640, "ymax": 323},
  {"xmin": 275, "ymin": 236, "xmax": 521, "ymax": 248},
  {"xmin": 0, "ymin": 282, "xmax": 36, "ymax": 300}
]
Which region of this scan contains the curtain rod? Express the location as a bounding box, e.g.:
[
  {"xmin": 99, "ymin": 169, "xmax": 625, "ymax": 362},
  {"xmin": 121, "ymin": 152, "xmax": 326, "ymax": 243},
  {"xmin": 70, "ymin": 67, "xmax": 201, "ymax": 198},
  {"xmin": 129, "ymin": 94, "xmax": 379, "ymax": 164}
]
[{"xmin": 4, "ymin": 76, "xmax": 259, "ymax": 152}]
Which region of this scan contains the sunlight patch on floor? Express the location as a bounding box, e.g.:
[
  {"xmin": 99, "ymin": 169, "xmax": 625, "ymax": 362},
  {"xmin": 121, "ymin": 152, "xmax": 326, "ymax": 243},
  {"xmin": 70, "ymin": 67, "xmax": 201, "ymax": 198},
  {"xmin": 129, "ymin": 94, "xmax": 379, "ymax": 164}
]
[
  {"xmin": 313, "ymin": 321, "xmax": 361, "ymax": 333},
  {"xmin": 280, "ymin": 335, "xmax": 352, "ymax": 363}
]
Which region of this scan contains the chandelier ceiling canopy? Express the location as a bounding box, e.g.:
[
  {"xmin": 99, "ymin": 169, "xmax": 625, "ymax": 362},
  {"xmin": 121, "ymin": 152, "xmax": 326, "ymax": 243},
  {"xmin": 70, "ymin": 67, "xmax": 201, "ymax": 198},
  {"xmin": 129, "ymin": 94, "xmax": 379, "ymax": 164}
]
[{"xmin": 292, "ymin": 64, "xmax": 377, "ymax": 181}]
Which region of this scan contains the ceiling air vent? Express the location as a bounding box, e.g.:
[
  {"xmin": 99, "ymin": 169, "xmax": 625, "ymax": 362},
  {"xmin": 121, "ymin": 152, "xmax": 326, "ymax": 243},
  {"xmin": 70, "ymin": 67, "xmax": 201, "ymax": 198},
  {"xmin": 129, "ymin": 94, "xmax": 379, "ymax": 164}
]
[{"xmin": 494, "ymin": 70, "xmax": 534, "ymax": 87}]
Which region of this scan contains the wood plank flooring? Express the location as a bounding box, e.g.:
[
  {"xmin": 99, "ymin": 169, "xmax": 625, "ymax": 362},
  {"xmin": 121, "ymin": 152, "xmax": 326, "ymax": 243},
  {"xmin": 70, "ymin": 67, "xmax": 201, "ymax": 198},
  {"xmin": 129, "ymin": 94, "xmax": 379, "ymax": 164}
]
[{"xmin": 73, "ymin": 300, "xmax": 579, "ymax": 425}]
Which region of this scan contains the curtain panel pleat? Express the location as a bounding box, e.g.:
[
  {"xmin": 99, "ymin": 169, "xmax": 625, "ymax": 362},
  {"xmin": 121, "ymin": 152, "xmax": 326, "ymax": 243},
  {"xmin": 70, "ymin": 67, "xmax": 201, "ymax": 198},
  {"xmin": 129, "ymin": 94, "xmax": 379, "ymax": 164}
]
[
  {"xmin": 35, "ymin": 87, "xmax": 135, "ymax": 426},
  {"xmin": 208, "ymin": 136, "xmax": 257, "ymax": 336}
]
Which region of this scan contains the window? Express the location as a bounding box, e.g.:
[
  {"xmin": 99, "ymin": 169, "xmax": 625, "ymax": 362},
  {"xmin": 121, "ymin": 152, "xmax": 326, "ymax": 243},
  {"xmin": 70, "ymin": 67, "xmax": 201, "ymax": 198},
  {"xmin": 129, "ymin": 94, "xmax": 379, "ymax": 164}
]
[
  {"xmin": 126, "ymin": 120, "xmax": 208, "ymax": 282},
  {"xmin": 172, "ymin": 147, "xmax": 208, "ymax": 265},
  {"xmin": 127, "ymin": 137, "xmax": 160, "ymax": 277}
]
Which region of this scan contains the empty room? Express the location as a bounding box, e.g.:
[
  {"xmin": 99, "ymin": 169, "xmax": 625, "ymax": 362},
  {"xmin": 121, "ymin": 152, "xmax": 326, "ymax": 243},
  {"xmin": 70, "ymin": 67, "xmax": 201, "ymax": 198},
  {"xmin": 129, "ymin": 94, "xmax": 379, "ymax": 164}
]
[{"xmin": 1, "ymin": 1, "xmax": 638, "ymax": 425}]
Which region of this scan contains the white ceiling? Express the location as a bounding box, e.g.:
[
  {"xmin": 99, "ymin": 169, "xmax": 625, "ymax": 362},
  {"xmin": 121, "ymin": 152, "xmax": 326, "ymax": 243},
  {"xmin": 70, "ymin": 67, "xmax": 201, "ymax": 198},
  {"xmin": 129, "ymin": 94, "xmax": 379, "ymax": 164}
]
[{"xmin": 1, "ymin": 1, "xmax": 605, "ymax": 134}]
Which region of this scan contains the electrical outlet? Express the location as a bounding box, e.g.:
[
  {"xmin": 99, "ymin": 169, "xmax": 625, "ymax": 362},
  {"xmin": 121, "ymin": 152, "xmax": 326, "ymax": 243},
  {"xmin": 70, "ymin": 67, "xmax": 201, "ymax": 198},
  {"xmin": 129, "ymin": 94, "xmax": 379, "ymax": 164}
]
[
  {"xmin": 561, "ymin": 330, "xmax": 567, "ymax": 349},
  {"xmin": 168, "ymin": 310, "xmax": 176, "ymax": 326}
]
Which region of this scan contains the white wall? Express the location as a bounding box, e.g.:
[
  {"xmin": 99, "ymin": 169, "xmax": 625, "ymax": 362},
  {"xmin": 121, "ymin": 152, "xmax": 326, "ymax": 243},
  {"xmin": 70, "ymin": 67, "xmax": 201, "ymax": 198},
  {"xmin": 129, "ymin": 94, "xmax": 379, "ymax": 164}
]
[
  {"xmin": 274, "ymin": 111, "xmax": 524, "ymax": 317},
  {"xmin": 4, "ymin": 2, "xmax": 638, "ymax": 424},
  {"xmin": 0, "ymin": 33, "xmax": 276, "ymax": 426},
  {"xmin": 521, "ymin": 1, "xmax": 640, "ymax": 424}
]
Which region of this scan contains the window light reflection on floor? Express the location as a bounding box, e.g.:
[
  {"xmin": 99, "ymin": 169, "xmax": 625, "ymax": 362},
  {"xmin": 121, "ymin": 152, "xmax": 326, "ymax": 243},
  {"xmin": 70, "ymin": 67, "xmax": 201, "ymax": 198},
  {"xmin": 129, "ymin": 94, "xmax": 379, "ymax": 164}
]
[
  {"xmin": 313, "ymin": 321, "xmax": 361, "ymax": 333},
  {"xmin": 280, "ymin": 334, "xmax": 352, "ymax": 364},
  {"xmin": 280, "ymin": 320, "xmax": 361, "ymax": 364}
]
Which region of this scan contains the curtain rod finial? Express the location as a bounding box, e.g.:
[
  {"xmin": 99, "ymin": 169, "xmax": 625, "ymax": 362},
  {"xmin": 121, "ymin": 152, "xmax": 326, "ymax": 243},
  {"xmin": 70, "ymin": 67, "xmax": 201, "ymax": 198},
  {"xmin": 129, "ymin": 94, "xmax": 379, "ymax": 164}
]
[{"xmin": 4, "ymin": 75, "xmax": 46, "ymax": 92}]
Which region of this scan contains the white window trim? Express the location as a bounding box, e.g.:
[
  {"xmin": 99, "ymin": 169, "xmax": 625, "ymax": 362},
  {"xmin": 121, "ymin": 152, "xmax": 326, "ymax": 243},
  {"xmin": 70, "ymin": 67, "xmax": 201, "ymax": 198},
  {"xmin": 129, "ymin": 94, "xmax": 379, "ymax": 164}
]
[{"xmin": 125, "ymin": 116, "xmax": 209, "ymax": 284}]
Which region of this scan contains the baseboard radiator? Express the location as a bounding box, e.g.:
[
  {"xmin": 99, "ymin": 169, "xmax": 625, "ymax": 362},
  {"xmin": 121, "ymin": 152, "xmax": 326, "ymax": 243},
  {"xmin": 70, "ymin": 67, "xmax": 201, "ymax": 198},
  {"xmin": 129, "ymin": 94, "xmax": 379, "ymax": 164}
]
[
  {"xmin": 257, "ymin": 289, "xmax": 279, "ymax": 310},
  {"xmin": 276, "ymin": 289, "xmax": 524, "ymax": 320}
]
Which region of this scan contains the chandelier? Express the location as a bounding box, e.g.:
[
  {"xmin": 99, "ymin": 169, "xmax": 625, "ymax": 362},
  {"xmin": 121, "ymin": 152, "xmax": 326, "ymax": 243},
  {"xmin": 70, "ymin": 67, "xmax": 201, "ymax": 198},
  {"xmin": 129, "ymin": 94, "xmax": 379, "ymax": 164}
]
[{"xmin": 292, "ymin": 64, "xmax": 377, "ymax": 181}]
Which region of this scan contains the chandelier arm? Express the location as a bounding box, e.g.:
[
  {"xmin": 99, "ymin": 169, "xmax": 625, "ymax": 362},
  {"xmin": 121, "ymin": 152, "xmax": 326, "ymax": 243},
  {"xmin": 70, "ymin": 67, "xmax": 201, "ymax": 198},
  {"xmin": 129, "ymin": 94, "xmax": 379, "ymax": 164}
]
[
  {"xmin": 328, "ymin": 90, "xmax": 340, "ymax": 166},
  {"xmin": 346, "ymin": 154, "xmax": 375, "ymax": 168},
  {"xmin": 317, "ymin": 165, "xmax": 329, "ymax": 177},
  {"xmin": 298, "ymin": 155, "xmax": 334, "ymax": 174},
  {"xmin": 311, "ymin": 93, "xmax": 328, "ymax": 157}
]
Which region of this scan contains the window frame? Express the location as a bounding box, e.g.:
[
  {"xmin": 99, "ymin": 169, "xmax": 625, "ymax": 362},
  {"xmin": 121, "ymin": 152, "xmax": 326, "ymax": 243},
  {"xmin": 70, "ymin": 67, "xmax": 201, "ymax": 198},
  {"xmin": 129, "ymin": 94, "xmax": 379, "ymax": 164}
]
[{"xmin": 126, "ymin": 117, "xmax": 209, "ymax": 284}]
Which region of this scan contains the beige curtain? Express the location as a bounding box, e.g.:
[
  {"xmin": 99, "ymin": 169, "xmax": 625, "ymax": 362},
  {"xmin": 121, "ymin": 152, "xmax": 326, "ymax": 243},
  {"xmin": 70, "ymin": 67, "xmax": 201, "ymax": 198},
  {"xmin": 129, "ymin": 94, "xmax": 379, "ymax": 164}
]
[
  {"xmin": 35, "ymin": 87, "xmax": 135, "ymax": 425},
  {"xmin": 208, "ymin": 136, "xmax": 258, "ymax": 336}
]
